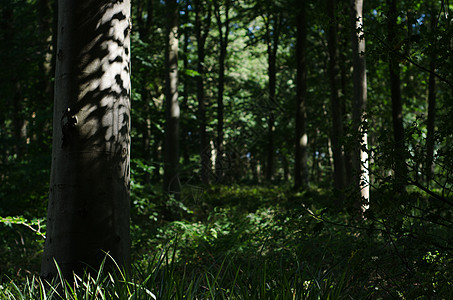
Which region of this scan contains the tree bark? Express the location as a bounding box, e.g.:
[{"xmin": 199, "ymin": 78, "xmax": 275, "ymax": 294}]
[
  {"xmin": 163, "ymin": 0, "xmax": 180, "ymax": 198},
  {"xmin": 294, "ymin": 0, "xmax": 309, "ymax": 189},
  {"xmin": 181, "ymin": 2, "xmax": 191, "ymax": 166},
  {"xmin": 327, "ymin": 0, "xmax": 346, "ymax": 192},
  {"xmin": 214, "ymin": 0, "xmax": 230, "ymax": 183},
  {"xmin": 264, "ymin": 13, "xmax": 280, "ymax": 182},
  {"xmin": 2, "ymin": 5, "xmax": 27, "ymax": 157},
  {"xmin": 136, "ymin": 0, "xmax": 153, "ymax": 183},
  {"xmin": 194, "ymin": 0, "xmax": 211, "ymax": 184},
  {"xmin": 41, "ymin": 0, "xmax": 131, "ymax": 280},
  {"xmin": 387, "ymin": 0, "xmax": 407, "ymax": 189},
  {"xmin": 351, "ymin": 0, "xmax": 370, "ymax": 209},
  {"xmin": 137, "ymin": 0, "xmax": 153, "ymax": 39},
  {"xmin": 426, "ymin": 7, "xmax": 437, "ymax": 186},
  {"xmin": 426, "ymin": 60, "xmax": 436, "ymax": 185}
]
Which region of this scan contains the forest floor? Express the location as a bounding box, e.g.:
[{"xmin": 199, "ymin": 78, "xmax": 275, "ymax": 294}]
[{"xmin": 1, "ymin": 184, "xmax": 452, "ymax": 299}]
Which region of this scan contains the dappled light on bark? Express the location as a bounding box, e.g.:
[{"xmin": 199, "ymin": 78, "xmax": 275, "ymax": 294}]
[{"xmin": 41, "ymin": 0, "xmax": 131, "ymax": 280}]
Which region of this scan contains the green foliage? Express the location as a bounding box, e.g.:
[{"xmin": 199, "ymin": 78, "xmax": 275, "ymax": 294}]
[
  {"xmin": 1, "ymin": 0, "xmax": 453, "ymax": 298},
  {"xmin": 127, "ymin": 184, "xmax": 452, "ymax": 298},
  {"xmin": 1, "ymin": 183, "xmax": 452, "ymax": 298},
  {"xmin": 0, "ymin": 218, "xmax": 44, "ymax": 279},
  {"xmin": 0, "ymin": 216, "xmax": 46, "ymax": 239}
]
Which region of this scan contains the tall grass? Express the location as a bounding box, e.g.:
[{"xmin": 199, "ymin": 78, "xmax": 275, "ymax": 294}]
[{"xmin": 0, "ymin": 247, "xmax": 360, "ymax": 300}]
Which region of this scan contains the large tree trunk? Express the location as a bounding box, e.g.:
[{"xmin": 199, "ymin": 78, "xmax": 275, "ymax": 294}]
[
  {"xmin": 214, "ymin": 0, "xmax": 230, "ymax": 183},
  {"xmin": 327, "ymin": 0, "xmax": 346, "ymax": 193},
  {"xmin": 294, "ymin": 0, "xmax": 309, "ymax": 189},
  {"xmin": 387, "ymin": 0, "xmax": 407, "ymax": 189},
  {"xmin": 41, "ymin": 0, "xmax": 131, "ymax": 280},
  {"xmin": 194, "ymin": 0, "xmax": 211, "ymax": 184},
  {"xmin": 163, "ymin": 0, "xmax": 180, "ymax": 198}
]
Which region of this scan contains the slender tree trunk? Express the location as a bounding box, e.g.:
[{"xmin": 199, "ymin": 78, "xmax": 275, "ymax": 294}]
[
  {"xmin": 137, "ymin": 0, "xmax": 153, "ymax": 39},
  {"xmin": 338, "ymin": 10, "xmax": 353, "ymax": 187},
  {"xmin": 163, "ymin": 0, "xmax": 180, "ymax": 198},
  {"xmin": 36, "ymin": 0, "xmax": 55, "ymax": 149},
  {"xmin": 351, "ymin": 0, "xmax": 370, "ymax": 209},
  {"xmin": 426, "ymin": 8, "xmax": 437, "ymax": 186},
  {"xmin": 294, "ymin": 0, "xmax": 309, "ymax": 189},
  {"xmin": 425, "ymin": 60, "xmax": 436, "ymax": 185},
  {"xmin": 327, "ymin": 0, "xmax": 346, "ymax": 193},
  {"xmin": 38, "ymin": 0, "xmax": 53, "ymax": 95},
  {"xmin": 181, "ymin": 3, "xmax": 191, "ymax": 166},
  {"xmin": 387, "ymin": 0, "xmax": 407, "ymax": 189},
  {"xmin": 12, "ymin": 81, "xmax": 25, "ymax": 156},
  {"xmin": 143, "ymin": 98, "xmax": 152, "ymax": 183},
  {"xmin": 214, "ymin": 0, "xmax": 230, "ymax": 183},
  {"xmin": 41, "ymin": 0, "xmax": 131, "ymax": 280},
  {"xmin": 136, "ymin": 0, "xmax": 153, "ymax": 181},
  {"xmin": 195, "ymin": 0, "xmax": 211, "ymax": 184},
  {"xmin": 2, "ymin": 5, "xmax": 27, "ymax": 157},
  {"xmin": 264, "ymin": 14, "xmax": 280, "ymax": 182}
]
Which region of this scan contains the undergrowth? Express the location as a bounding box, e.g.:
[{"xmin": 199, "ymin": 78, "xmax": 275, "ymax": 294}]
[{"xmin": 1, "ymin": 185, "xmax": 452, "ymax": 299}]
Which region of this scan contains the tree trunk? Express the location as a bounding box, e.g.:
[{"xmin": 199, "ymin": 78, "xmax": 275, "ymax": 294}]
[
  {"xmin": 214, "ymin": 0, "xmax": 230, "ymax": 183},
  {"xmin": 339, "ymin": 9, "xmax": 353, "ymax": 187},
  {"xmin": 294, "ymin": 0, "xmax": 309, "ymax": 190},
  {"xmin": 264, "ymin": 13, "xmax": 280, "ymax": 182},
  {"xmin": 181, "ymin": 2, "xmax": 191, "ymax": 166},
  {"xmin": 143, "ymin": 97, "xmax": 152, "ymax": 183},
  {"xmin": 2, "ymin": 5, "xmax": 27, "ymax": 157},
  {"xmin": 136, "ymin": 0, "xmax": 153, "ymax": 183},
  {"xmin": 425, "ymin": 60, "xmax": 436, "ymax": 185},
  {"xmin": 387, "ymin": 0, "xmax": 407, "ymax": 189},
  {"xmin": 36, "ymin": 0, "xmax": 55, "ymax": 150},
  {"xmin": 12, "ymin": 81, "xmax": 25, "ymax": 157},
  {"xmin": 194, "ymin": 0, "xmax": 211, "ymax": 184},
  {"xmin": 426, "ymin": 8, "xmax": 437, "ymax": 186},
  {"xmin": 137, "ymin": 0, "xmax": 153, "ymax": 39},
  {"xmin": 41, "ymin": 0, "xmax": 131, "ymax": 280},
  {"xmin": 351, "ymin": 0, "xmax": 370, "ymax": 209},
  {"xmin": 163, "ymin": 0, "xmax": 180, "ymax": 198},
  {"xmin": 327, "ymin": 0, "xmax": 346, "ymax": 193}
]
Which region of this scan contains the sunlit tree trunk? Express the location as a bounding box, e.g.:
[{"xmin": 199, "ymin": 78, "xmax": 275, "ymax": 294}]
[
  {"xmin": 327, "ymin": 0, "xmax": 346, "ymax": 193},
  {"xmin": 294, "ymin": 0, "xmax": 309, "ymax": 190},
  {"xmin": 351, "ymin": 0, "xmax": 370, "ymax": 210},
  {"xmin": 41, "ymin": 0, "xmax": 131, "ymax": 280},
  {"xmin": 163, "ymin": 0, "xmax": 180, "ymax": 198}
]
